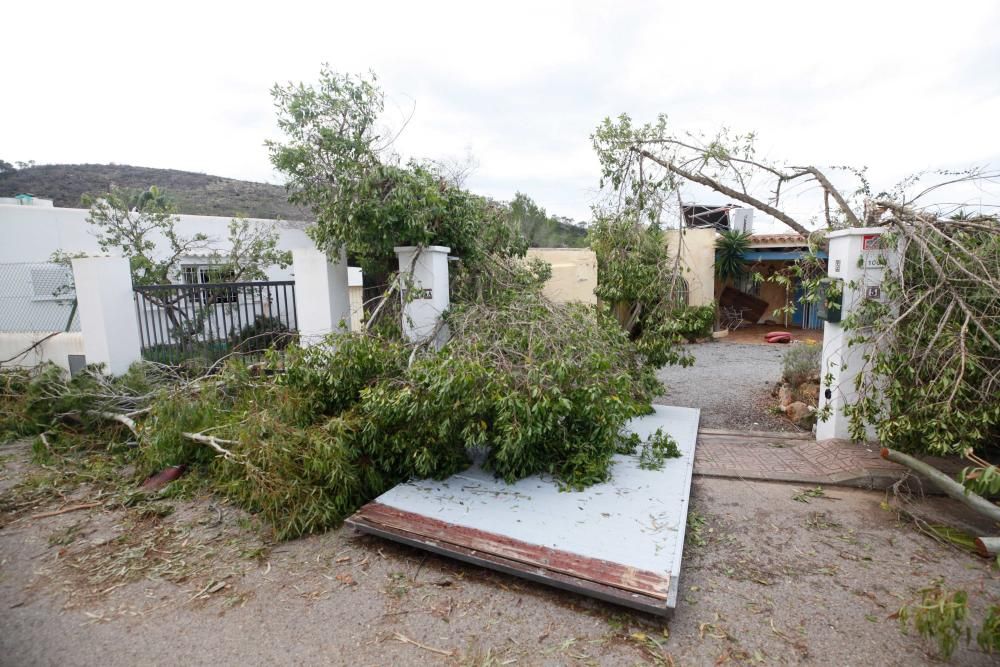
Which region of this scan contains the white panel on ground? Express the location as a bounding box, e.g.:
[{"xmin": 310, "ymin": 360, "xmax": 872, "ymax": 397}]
[{"xmin": 347, "ymin": 405, "xmax": 700, "ymax": 615}]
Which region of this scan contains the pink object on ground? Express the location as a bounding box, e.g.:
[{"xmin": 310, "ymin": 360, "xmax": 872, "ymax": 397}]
[
  {"xmin": 765, "ymin": 332, "xmax": 792, "ymax": 343},
  {"xmin": 140, "ymin": 465, "xmax": 186, "ymax": 491}
]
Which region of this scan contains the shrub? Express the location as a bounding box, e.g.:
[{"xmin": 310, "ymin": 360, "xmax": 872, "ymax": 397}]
[
  {"xmin": 352, "ymin": 296, "xmax": 659, "ymax": 489},
  {"xmin": 128, "ymin": 295, "xmax": 668, "ymax": 539},
  {"xmin": 782, "ymin": 342, "xmax": 821, "ymax": 386},
  {"xmin": 669, "ymin": 305, "xmax": 715, "ymax": 342},
  {"xmin": 231, "ymin": 315, "xmax": 295, "ymax": 355}
]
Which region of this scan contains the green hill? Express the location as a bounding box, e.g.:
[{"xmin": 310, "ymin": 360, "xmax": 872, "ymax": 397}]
[
  {"xmin": 0, "ymin": 163, "xmax": 309, "ymax": 221},
  {"xmin": 0, "ymin": 163, "xmax": 588, "ymax": 246}
]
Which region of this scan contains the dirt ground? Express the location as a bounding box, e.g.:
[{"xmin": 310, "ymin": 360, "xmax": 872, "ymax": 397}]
[
  {"xmin": 2, "ymin": 440, "xmax": 998, "ymax": 666},
  {"xmin": 656, "ymin": 342, "xmax": 800, "ymax": 433}
]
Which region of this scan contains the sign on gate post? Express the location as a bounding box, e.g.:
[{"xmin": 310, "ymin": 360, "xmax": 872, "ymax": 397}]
[{"xmin": 815, "ymin": 228, "xmax": 896, "ymax": 441}]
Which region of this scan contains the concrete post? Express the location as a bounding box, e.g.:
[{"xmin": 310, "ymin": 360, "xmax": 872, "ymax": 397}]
[
  {"xmin": 394, "ymin": 245, "xmax": 450, "ymax": 348},
  {"xmin": 291, "ymin": 247, "xmax": 352, "ymax": 345},
  {"xmin": 70, "ymin": 256, "xmax": 142, "ymax": 376},
  {"xmin": 816, "ymin": 227, "xmax": 895, "ymax": 441}
]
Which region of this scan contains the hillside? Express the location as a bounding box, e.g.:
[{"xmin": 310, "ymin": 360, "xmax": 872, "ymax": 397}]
[
  {"xmin": 0, "ymin": 164, "xmax": 310, "ymax": 221},
  {"xmin": 0, "ymin": 163, "xmax": 588, "ymax": 246}
]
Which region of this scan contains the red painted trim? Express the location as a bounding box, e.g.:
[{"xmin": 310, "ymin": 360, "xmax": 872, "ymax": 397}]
[{"xmin": 353, "ymin": 502, "xmax": 671, "ymax": 599}]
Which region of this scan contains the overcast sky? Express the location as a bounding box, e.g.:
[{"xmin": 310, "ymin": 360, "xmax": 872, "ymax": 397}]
[{"xmin": 5, "ymin": 1, "xmax": 999, "ymax": 228}]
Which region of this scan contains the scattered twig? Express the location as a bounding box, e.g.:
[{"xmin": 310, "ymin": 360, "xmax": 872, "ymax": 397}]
[
  {"xmin": 31, "ymin": 502, "xmax": 102, "ymax": 519},
  {"xmin": 392, "ymin": 632, "xmax": 454, "ymax": 657}
]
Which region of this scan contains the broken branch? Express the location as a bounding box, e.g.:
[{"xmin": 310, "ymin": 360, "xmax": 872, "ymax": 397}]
[
  {"xmin": 880, "ymin": 448, "xmax": 1000, "ymax": 524},
  {"xmin": 32, "ymin": 502, "xmax": 102, "ymax": 519},
  {"xmin": 392, "ymin": 632, "xmax": 454, "ymax": 658}
]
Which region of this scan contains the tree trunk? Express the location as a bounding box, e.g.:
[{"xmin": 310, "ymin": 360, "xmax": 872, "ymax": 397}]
[{"xmin": 880, "ymin": 447, "xmax": 1000, "ymax": 524}]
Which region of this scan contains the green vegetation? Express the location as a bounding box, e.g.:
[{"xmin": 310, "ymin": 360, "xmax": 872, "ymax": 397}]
[
  {"xmin": 843, "ymin": 221, "xmax": 999, "ymax": 457},
  {"xmin": 714, "ymin": 230, "xmax": 751, "ymax": 282},
  {"xmin": 80, "ymin": 185, "xmax": 291, "ymax": 286},
  {"xmin": 781, "ymin": 342, "xmax": 822, "ymax": 387},
  {"xmin": 509, "ymin": 192, "xmax": 587, "ymax": 248},
  {"xmin": 5, "ymin": 291, "xmax": 670, "ymax": 540},
  {"xmin": 588, "ymin": 214, "xmax": 712, "ymax": 366},
  {"xmin": 896, "ymin": 580, "xmax": 1000, "ymax": 660},
  {"xmin": 1, "ymin": 67, "xmax": 698, "ymax": 543}
]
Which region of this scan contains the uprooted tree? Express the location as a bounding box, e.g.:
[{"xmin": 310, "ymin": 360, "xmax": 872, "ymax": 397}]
[
  {"xmin": 593, "ymin": 113, "xmax": 1000, "ymax": 654},
  {"xmin": 592, "ymin": 113, "xmax": 999, "ymax": 495},
  {"xmin": 1, "ymin": 69, "xmax": 700, "ymax": 541}
]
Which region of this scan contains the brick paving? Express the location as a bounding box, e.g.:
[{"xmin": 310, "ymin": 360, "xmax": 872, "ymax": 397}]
[{"xmin": 693, "ymin": 429, "xmax": 961, "ymax": 489}]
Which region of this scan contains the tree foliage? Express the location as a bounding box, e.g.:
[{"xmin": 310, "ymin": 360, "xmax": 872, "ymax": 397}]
[
  {"xmin": 80, "ymin": 185, "xmax": 291, "ymax": 286},
  {"xmin": 509, "ymin": 192, "xmax": 587, "ymax": 248},
  {"xmin": 842, "ymin": 215, "xmax": 1000, "ymax": 456},
  {"xmin": 592, "ymin": 113, "xmax": 859, "ymax": 236},
  {"xmin": 588, "ymin": 213, "xmax": 711, "ymax": 366},
  {"xmin": 714, "ymin": 230, "xmax": 751, "ymax": 282},
  {"xmin": 268, "ymin": 68, "xmax": 527, "ymax": 281}
]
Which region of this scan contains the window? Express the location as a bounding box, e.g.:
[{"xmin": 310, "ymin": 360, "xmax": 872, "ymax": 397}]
[{"xmin": 181, "ymin": 264, "xmax": 238, "ymax": 303}]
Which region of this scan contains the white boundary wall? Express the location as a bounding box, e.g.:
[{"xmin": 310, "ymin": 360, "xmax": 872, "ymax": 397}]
[{"xmin": 0, "ymin": 332, "xmax": 84, "ymax": 372}]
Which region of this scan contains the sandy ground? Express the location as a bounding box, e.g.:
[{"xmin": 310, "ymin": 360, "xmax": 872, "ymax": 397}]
[
  {"xmin": 2, "ymin": 440, "xmax": 998, "ymax": 666},
  {"xmin": 656, "ymin": 342, "xmax": 800, "ymax": 432}
]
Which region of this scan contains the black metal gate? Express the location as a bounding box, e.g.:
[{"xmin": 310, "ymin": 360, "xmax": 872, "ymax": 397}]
[{"xmin": 133, "ymin": 280, "xmax": 297, "ymax": 364}]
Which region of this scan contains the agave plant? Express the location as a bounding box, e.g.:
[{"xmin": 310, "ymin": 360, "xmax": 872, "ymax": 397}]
[{"xmin": 715, "ymin": 229, "xmax": 751, "ymax": 282}]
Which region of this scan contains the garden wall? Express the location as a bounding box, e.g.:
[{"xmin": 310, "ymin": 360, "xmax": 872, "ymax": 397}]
[
  {"xmin": 0, "ymin": 332, "xmax": 84, "ymax": 372},
  {"xmin": 664, "ymin": 228, "xmax": 716, "ymax": 307},
  {"xmin": 526, "ymin": 248, "xmax": 598, "ymax": 304}
]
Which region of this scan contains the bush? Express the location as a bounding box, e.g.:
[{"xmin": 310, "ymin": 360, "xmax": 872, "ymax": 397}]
[
  {"xmin": 231, "ymin": 315, "xmax": 295, "ymax": 355},
  {"xmin": 782, "ymin": 342, "xmax": 821, "ymax": 386},
  {"xmin": 123, "ymin": 295, "xmax": 668, "ymax": 539},
  {"xmin": 352, "ymin": 296, "xmax": 658, "ymax": 488},
  {"xmin": 669, "ymin": 305, "xmax": 715, "ymax": 342}
]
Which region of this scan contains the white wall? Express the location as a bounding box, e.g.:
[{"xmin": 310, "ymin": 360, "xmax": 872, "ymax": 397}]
[
  {"xmin": 0, "ymin": 332, "xmax": 84, "ymax": 372},
  {"xmin": 0, "ymin": 203, "xmax": 314, "ymax": 281}
]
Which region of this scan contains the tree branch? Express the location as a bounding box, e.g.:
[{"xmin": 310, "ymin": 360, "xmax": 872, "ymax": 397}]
[{"xmin": 632, "ymin": 147, "xmax": 811, "ymax": 236}]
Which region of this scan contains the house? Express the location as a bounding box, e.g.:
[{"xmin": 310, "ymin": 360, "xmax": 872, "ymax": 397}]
[
  {"xmin": 730, "ymin": 233, "xmax": 827, "ymax": 328},
  {"xmin": 0, "ymin": 198, "xmax": 365, "ymax": 333},
  {"xmin": 666, "ymin": 205, "xmax": 827, "ymax": 330}
]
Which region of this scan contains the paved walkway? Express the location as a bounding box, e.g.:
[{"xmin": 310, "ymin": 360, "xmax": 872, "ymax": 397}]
[{"xmin": 693, "ymin": 429, "xmax": 961, "ymax": 489}]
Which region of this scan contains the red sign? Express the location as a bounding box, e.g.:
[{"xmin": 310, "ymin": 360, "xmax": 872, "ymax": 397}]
[{"xmin": 861, "ymin": 234, "xmax": 881, "ymax": 251}]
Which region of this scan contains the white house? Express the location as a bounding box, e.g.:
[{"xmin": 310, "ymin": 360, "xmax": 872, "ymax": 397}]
[{"xmin": 0, "ymin": 198, "xmax": 364, "ymax": 358}]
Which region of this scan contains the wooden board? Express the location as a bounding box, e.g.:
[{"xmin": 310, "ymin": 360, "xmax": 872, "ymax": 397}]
[
  {"xmin": 719, "ymin": 286, "xmax": 769, "ymax": 323},
  {"xmin": 346, "ymin": 406, "xmax": 700, "ymax": 616}
]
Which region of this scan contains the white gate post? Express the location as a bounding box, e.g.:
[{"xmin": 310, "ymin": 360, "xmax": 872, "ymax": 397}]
[
  {"xmin": 70, "ymin": 256, "xmax": 142, "ymax": 376},
  {"xmin": 816, "ymin": 227, "xmax": 895, "ymax": 441},
  {"xmin": 394, "ymin": 245, "xmax": 450, "ymax": 348},
  {"xmin": 291, "ymin": 247, "xmax": 352, "ymax": 346}
]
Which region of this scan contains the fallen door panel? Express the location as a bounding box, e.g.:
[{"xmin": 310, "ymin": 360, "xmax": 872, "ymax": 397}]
[{"xmin": 346, "ymin": 405, "xmax": 700, "ymax": 616}]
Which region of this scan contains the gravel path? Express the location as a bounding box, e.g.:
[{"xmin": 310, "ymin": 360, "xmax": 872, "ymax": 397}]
[{"xmin": 655, "ymin": 341, "xmax": 803, "ymax": 432}]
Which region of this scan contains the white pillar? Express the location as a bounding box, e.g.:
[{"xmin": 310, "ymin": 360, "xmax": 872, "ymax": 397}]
[
  {"xmin": 70, "ymin": 256, "xmax": 142, "ymax": 376},
  {"xmin": 394, "ymin": 245, "xmax": 450, "ymax": 348},
  {"xmin": 816, "ymin": 227, "xmax": 895, "ymax": 441},
  {"xmin": 291, "ymin": 247, "xmax": 352, "ymax": 345}
]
